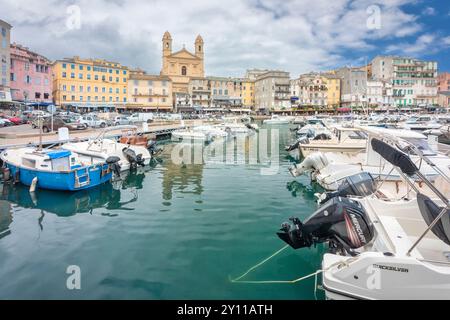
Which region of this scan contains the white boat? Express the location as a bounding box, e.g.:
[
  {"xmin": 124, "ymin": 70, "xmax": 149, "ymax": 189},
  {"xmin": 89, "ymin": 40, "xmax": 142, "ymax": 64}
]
[
  {"xmin": 192, "ymin": 125, "xmax": 230, "ymax": 139},
  {"xmin": 171, "ymin": 130, "xmax": 213, "ymax": 143},
  {"xmin": 62, "ymin": 126, "xmax": 151, "ymax": 172},
  {"xmin": 263, "ymin": 115, "xmax": 290, "ymax": 125},
  {"xmin": 290, "ymin": 127, "xmax": 450, "ymax": 198},
  {"xmin": 401, "ymin": 115, "xmax": 442, "ymax": 131},
  {"xmin": 298, "ymin": 127, "xmax": 367, "ymax": 158},
  {"xmin": 278, "ymin": 135, "xmax": 450, "ymax": 299}
]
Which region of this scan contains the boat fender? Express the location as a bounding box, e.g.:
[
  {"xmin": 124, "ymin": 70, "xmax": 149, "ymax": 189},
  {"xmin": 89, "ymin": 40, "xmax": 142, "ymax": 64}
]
[{"xmin": 29, "ymin": 177, "xmax": 38, "ymax": 193}]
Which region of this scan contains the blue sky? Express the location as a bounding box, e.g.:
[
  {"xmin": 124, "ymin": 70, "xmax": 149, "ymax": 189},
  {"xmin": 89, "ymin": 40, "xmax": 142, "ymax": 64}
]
[{"xmin": 1, "ymin": 0, "xmax": 449, "ymax": 77}]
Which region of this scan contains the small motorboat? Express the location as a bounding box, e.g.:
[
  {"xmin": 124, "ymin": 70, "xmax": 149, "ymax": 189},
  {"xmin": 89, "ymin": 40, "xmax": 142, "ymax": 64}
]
[
  {"xmin": 171, "ymin": 130, "xmax": 213, "ymax": 143},
  {"xmin": 62, "ymin": 126, "xmax": 151, "ymax": 172},
  {"xmin": 192, "ymin": 125, "xmax": 230, "ymax": 139},
  {"xmin": 263, "ymin": 115, "xmax": 290, "ymax": 125},
  {"xmin": 0, "ymin": 148, "xmax": 115, "ymax": 191}
]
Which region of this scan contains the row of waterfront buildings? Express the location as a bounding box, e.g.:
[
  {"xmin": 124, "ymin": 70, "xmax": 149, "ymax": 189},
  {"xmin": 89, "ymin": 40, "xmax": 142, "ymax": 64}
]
[{"xmin": 1, "ymin": 19, "xmax": 450, "ymax": 113}]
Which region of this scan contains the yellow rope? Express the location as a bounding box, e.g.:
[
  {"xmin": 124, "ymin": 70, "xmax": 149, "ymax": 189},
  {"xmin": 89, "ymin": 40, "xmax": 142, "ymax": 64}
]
[{"xmin": 230, "ymin": 245, "xmax": 357, "ymax": 285}]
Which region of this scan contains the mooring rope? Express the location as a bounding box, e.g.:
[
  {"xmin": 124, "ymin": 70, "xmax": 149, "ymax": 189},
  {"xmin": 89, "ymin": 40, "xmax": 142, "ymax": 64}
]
[{"xmin": 230, "ymin": 245, "xmax": 357, "ymax": 286}]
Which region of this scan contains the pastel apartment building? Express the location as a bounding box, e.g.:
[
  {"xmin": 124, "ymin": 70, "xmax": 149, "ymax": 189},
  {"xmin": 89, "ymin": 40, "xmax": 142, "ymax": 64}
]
[
  {"xmin": 371, "ymin": 56, "xmax": 438, "ymax": 107},
  {"xmin": 52, "ymin": 57, "xmax": 129, "ymax": 110},
  {"xmin": 0, "ymin": 19, "xmax": 12, "ymax": 103},
  {"xmin": 10, "ymin": 43, "xmax": 53, "ymax": 103},
  {"xmin": 127, "ymin": 69, "xmax": 173, "ymax": 112}
]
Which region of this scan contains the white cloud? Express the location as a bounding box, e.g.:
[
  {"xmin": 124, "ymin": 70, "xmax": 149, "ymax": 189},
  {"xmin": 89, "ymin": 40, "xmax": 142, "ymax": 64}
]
[
  {"xmin": 0, "ymin": 0, "xmax": 430, "ymax": 77},
  {"xmin": 387, "ymin": 33, "xmax": 450, "ymax": 56},
  {"xmin": 422, "ymin": 7, "xmax": 436, "ymax": 16}
]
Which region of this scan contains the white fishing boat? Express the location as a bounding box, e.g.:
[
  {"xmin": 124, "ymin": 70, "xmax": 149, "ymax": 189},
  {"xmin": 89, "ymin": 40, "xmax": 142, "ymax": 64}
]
[
  {"xmin": 278, "ymin": 135, "xmax": 450, "ymax": 300},
  {"xmin": 1, "ymin": 147, "xmax": 114, "ymax": 191},
  {"xmin": 263, "ymin": 115, "xmax": 290, "ymax": 125},
  {"xmin": 62, "ymin": 126, "xmax": 151, "ymax": 173}
]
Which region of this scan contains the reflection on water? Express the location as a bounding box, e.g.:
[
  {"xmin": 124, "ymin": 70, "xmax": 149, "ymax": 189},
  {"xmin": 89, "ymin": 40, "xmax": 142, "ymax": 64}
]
[
  {"xmin": 160, "ymin": 144, "xmax": 205, "ymax": 201},
  {"xmin": 0, "ymin": 200, "xmax": 12, "ymax": 240},
  {"xmin": 0, "ymin": 125, "xmax": 324, "ymax": 300}
]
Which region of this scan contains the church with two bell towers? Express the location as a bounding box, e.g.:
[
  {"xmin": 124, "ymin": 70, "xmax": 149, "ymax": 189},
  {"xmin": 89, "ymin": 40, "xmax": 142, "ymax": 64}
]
[{"xmin": 160, "ymin": 31, "xmax": 205, "ymax": 97}]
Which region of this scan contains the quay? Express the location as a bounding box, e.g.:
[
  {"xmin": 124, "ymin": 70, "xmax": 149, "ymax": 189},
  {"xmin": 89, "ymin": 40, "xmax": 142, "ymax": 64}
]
[{"xmin": 0, "ymin": 120, "xmax": 215, "ymax": 152}]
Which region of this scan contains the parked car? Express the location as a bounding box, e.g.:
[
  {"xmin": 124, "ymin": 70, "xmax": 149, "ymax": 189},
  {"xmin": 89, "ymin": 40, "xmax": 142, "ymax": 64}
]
[
  {"xmin": 128, "ymin": 113, "xmax": 154, "ymax": 124},
  {"xmin": 31, "ymin": 116, "xmax": 50, "ymax": 129},
  {"xmin": 79, "ymin": 115, "xmax": 107, "ymax": 128},
  {"xmin": 4, "ymin": 116, "xmax": 24, "ymax": 125},
  {"xmin": 0, "ymin": 118, "xmax": 14, "ymax": 127},
  {"xmin": 41, "ymin": 117, "xmax": 87, "ymax": 133},
  {"xmin": 113, "ymin": 116, "xmax": 132, "ymax": 126}
]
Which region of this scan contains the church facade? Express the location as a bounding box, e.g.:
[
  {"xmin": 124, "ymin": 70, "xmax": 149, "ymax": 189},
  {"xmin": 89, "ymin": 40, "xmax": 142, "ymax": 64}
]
[{"xmin": 160, "ymin": 31, "xmax": 205, "ymax": 107}]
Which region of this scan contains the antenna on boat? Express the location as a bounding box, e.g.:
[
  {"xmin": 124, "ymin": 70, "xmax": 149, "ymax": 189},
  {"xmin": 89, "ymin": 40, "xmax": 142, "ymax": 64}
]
[{"xmin": 38, "ymin": 115, "xmax": 43, "ymax": 151}]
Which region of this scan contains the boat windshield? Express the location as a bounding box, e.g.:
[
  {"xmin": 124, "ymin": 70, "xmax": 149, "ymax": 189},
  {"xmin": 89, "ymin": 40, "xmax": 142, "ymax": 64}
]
[{"xmin": 401, "ymin": 138, "xmax": 437, "ymax": 156}]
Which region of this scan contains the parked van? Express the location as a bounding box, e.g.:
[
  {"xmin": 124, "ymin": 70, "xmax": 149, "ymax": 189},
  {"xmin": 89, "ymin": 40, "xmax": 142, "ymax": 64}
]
[{"xmin": 128, "ymin": 113, "xmax": 154, "ymax": 123}]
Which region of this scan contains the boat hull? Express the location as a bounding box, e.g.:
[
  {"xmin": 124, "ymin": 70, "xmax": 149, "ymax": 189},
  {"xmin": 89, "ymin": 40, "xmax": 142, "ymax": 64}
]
[
  {"xmin": 299, "ymin": 145, "xmax": 366, "ymax": 158},
  {"xmin": 4, "ymin": 162, "xmax": 112, "ymax": 191}
]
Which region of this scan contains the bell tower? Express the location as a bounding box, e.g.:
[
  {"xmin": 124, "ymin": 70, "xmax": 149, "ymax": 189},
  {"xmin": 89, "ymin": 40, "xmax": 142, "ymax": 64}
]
[
  {"xmin": 195, "ymin": 35, "xmax": 204, "ymax": 59},
  {"xmin": 163, "ymin": 31, "xmax": 172, "ymax": 57}
]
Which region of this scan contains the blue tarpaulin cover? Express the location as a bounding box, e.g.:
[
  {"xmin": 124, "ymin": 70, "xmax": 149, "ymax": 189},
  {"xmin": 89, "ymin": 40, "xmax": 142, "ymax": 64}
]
[{"xmin": 45, "ymin": 150, "xmax": 71, "ymax": 160}]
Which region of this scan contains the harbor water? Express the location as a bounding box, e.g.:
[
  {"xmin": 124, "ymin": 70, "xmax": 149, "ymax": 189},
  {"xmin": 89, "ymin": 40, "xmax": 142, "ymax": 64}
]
[{"xmin": 0, "ymin": 125, "xmax": 325, "ymax": 299}]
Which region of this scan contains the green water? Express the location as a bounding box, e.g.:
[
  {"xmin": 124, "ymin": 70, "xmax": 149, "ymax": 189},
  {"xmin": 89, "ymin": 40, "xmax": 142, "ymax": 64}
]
[{"xmin": 0, "ymin": 125, "xmax": 326, "ymax": 300}]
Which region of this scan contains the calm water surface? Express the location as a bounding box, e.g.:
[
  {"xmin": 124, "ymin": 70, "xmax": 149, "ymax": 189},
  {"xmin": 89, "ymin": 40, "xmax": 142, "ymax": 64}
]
[{"xmin": 0, "ymin": 125, "xmax": 326, "ymax": 299}]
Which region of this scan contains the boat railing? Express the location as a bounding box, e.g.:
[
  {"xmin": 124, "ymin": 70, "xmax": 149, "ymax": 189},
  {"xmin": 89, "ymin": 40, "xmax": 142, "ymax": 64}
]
[{"xmin": 370, "ymin": 135, "xmax": 450, "ymax": 257}]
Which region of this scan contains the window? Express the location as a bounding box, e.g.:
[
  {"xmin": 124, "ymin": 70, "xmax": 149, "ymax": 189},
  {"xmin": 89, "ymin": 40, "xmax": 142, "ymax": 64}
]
[
  {"xmin": 95, "ymin": 75, "xmax": 99, "ymax": 81},
  {"xmin": 123, "ymin": 88, "xmax": 127, "ymax": 94},
  {"xmin": 71, "ymin": 73, "xmax": 75, "ymax": 79},
  {"xmin": 79, "ymin": 65, "xmax": 83, "ymax": 70},
  {"xmin": 95, "ymin": 87, "xmax": 98, "ymax": 93},
  {"xmin": 71, "ymin": 95, "xmax": 75, "ymax": 101},
  {"xmin": 87, "ymin": 96, "xmax": 91, "ymax": 101},
  {"xmin": 10, "ymin": 73, "xmax": 15, "ymax": 81},
  {"xmin": 1, "ymin": 27, "xmax": 6, "ymax": 37},
  {"xmin": 25, "ymin": 75, "xmax": 31, "ymax": 84},
  {"xmin": 63, "ymin": 95, "xmax": 67, "ymax": 101},
  {"xmin": 35, "ymin": 92, "xmax": 41, "ymax": 99},
  {"xmin": 109, "ymin": 76, "xmax": 112, "ymax": 82},
  {"xmin": 62, "ymin": 85, "xmax": 67, "ymax": 91},
  {"xmin": 71, "ymin": 85, "xmax": 75, "ymax": 92},
  {"xmin": 181, "ymin": 66, "xmax": 187, "ymax": 76},
  {"xmin": 116, "ymin": 70, "xmax": 119, "ymax": 74},
  {"xmin": 87, "ymin": 66, "xmax": 91, "ymax": 71},
  {"xmin": 102, "ymin": 87, "xmax": 106, "ymax": 93},
  {"xmin": 62, "ymin": 63, "xmax": 67, "ymax": 69},
  {"xmin": 25, "ymin": 63, "xmax": 30, "ymax": 71},
  {"xmin": 123, "ymin": 70, "xmax": 127, "ymax": 75},
  {"xmin": 78, "ymin": 73, "xmax": 83, "ymax": 79},
  {"xmin": 109, "ymin": 88, "xmax": 113, "ymax": 93},
  {"xmin": 134, "ymin": 88, "xmax": 138, "ymax": 95},
  {"xmin": 44, "ymin": 93, "xmax": 49, "ymax": 99},
  {"xmin": 80, "ymin": 96, "xmax": 83, "ymax": 101},
  {"xmin": 102, "ymin": 75, "xmax": 106, "ymax": 81},
  {"xmin": 123, "ymin": 78, "xmax": 127, "ymax": 83},
  {"xmin": 87, "ymin": 74, "xmax": 91, "ymax": 80},
  {"xmin": 123, "ymin": 97, "xmax": 127, "ymax": 102},
  {"xmin": 79, "ymin": 86, "xmax": 83, "ymax": 92},
  {"xmin": 87, "ymin": 86, "xmax": 91, "ymax": 92},
  {"xmin": 116, "ymin": 88, "xmax": 119, "ymax": 94},
  {"xmin": 116, "ymin": 77, "xmax": 119, "ymax": 82}
]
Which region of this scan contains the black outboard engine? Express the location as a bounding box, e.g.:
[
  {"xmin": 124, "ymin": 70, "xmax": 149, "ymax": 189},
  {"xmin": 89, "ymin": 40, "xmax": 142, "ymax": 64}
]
[
  {"xmin": 277, "ymin": 197, "xmax": 374, "ymax": 255},
  {"xmin": 122, "ymin": 147, "xmax": 146, "ymax": 169},
  {"xmin": 106, "ymin": 156, "xmax": 121, "ymax": 177},
  {"xmin": 147, "ymin": 140, "xmax": 162, "ymax": 156},
  {"xmin": 285, "ymin": 136, "xmax": 309, "ymax": 152},
  {"xmin": 317, "ymin": 172, "xmax": 376, "ymax": 205}
]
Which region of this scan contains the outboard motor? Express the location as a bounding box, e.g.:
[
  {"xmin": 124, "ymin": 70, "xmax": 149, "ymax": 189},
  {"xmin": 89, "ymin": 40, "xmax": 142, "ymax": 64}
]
[
  {"xmin": 277, "ymin": 197, "xmax": 374, "ymax": 255},
  {"xmin": 147, "ymin": 140, "xmax": 161, "ymax": 156},
  {"xmin": 106, "ymin": 156, "xmax": 121, "ymax": 177},
  {"xmin": 285, "ymin": 136, "xmax": 309, "ymax": 152},
  {"xmin": 289, "ymin": 152, "xmax": 329, "ymax": 177},
  {"xmin": 316, "ymin": 172, "xmax": 376, "ymax": 205},
  {"xmin": 122, "ymin": 147, "xmax": 146, "ymax": 169}
]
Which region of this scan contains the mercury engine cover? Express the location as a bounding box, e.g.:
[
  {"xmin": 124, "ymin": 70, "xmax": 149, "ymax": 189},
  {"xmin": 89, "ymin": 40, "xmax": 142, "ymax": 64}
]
[{"xmin": 277, "ymin": 197, "xmax": 374, "ymax": 254}]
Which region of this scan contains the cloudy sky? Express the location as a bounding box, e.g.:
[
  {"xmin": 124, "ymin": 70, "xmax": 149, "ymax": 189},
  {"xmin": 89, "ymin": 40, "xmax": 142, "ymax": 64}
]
[{"xmin": 1, "ymin": 0, "xmax": 449, "ymax": 77}]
